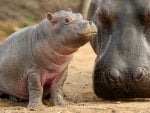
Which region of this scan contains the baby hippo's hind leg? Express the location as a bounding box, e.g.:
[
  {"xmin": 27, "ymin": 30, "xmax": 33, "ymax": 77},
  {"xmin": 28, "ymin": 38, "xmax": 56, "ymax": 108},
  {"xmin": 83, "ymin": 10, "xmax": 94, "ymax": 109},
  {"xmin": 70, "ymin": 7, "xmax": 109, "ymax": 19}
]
[
  {"xmin": 0, "ymin": 92, "xmax": 25, "ymax": 102},
  {"xmin": 9, "ymin": 96, "xmax": 25, "ymax": 102},
  {"xmin": 0, "ymin": 92, "xmax": 16, "ymax": 101},
  {"xmin": 0, "ymin": 91, "xmax": 8, "ymax": 98}
]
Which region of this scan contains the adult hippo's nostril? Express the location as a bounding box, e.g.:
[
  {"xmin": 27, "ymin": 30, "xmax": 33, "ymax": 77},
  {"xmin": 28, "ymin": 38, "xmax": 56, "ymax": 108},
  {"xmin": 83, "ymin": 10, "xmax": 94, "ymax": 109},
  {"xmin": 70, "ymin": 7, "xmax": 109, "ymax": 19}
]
[
  {"xmin": 106, "ymin": 68, "xmax": 121, "ymax": 81},
  {"xmin": 93, "ymin": 67, "xmax": 126, "ymax": 99},
  {"xmin": 133, "ymin": 67, "xmax": 144, "ymax": 81}
]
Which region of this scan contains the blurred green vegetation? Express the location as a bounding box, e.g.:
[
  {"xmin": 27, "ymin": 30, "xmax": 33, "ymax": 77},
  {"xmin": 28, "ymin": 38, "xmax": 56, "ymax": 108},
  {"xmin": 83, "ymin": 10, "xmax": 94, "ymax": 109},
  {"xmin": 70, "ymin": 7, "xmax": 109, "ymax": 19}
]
[
  {"xmin": 21, "ymin": 15, "xmax": 36, "ymax": 27},
  {"xmin": 0, "ymin": 15, "xmax": 37, "ymax": 39}
]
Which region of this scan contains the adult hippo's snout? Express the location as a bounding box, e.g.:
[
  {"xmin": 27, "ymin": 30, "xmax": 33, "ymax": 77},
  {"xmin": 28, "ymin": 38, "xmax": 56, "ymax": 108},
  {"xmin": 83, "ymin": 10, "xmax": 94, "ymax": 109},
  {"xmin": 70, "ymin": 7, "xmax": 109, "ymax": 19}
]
[
  {"xmin": 93, "ymin": 26, "xmax": 150, "ymax": 98},
  {"xmin": 88, "ymin": 0, "xmax": 150, "ymax": 99},
  {"xmin": 93, "ymin": 63, "xmax": 150, "ymax": 98}
]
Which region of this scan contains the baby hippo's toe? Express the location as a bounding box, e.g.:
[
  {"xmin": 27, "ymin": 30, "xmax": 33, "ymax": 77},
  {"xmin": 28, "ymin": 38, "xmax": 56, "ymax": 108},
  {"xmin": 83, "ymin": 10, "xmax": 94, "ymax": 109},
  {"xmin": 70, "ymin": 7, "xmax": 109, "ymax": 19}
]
[
  {"xmin": 50, "ymin": 96, "xmax": 69, "ymax": 106},
  {"xmin": 28, "ymin": 103, "xmax": 46, "ymax": 111}
]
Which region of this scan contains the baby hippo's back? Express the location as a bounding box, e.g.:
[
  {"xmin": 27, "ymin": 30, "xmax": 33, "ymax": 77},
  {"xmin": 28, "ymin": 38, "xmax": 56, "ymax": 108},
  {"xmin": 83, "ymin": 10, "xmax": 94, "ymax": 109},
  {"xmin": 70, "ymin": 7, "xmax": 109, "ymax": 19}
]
[{"xmin": 0, "ymin": 25, "xmax": 37, "ymax": 99}]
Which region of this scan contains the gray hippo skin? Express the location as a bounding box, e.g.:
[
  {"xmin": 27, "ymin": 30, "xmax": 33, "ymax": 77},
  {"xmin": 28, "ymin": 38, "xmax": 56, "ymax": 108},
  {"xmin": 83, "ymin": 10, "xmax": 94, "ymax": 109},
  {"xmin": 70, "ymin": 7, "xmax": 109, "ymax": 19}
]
[
  {"xmin": 88, "ymin": 0, "xmax": 150, "ymax": 99},
  {"xmin": 0, "ymin": 10, "xmax": 97, "ymax": 110}
]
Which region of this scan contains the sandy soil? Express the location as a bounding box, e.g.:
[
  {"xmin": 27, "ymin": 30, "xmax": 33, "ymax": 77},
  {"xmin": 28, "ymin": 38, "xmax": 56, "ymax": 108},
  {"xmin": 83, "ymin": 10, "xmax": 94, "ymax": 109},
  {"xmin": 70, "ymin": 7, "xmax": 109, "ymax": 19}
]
[{"xmin": 0, "ymin": 43, "xmax": 150, "ymax": 113}]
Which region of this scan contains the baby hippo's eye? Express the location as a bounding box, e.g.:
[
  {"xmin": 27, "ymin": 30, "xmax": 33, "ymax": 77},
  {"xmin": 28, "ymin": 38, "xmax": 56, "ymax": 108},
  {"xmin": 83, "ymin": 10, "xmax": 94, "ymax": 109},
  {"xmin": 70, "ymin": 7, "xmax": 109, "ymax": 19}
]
[{"xmin": 64, "ymin": 17, "xmax": 73, "ymax": 24}]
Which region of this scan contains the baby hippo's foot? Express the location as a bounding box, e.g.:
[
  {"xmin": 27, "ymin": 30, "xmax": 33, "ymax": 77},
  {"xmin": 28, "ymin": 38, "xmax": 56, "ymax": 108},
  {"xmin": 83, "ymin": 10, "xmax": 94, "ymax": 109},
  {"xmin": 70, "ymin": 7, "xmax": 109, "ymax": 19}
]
[
  {"xmin": 0, "ymin": 92, "xmax": 4, "ymax": 97},
  {"xmin": 0, "ymin": 92, "xmax": 24, "ymax": 102},
  {"xmin": 50, "ymin": 95, "xmax": 68, "ymax": 106},
  {"xmin": 0, "ymin": 92, "xmax": 8, "ymax": 98},
  {"xmin": 28, "ymin": 103, "xmax": 46, "ymax": 111},
  {"xmin": 9, "ymin": 96, "xmax": 25, "ymax": 102}
]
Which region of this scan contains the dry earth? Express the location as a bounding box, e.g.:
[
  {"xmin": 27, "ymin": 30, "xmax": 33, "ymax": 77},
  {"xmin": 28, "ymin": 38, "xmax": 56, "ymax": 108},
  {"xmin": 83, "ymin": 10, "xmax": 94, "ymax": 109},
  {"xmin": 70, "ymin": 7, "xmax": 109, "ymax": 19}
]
[{"xmin": 0, "ymin": 43, "xmax": 150, "ymax": 113}]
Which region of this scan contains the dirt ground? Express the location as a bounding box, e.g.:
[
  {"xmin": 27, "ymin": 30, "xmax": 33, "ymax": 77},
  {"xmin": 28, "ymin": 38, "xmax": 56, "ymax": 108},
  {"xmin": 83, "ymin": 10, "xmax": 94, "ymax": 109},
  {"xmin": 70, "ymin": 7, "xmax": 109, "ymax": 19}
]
[{"xmin": 0, "ymin": 43, "xmax": 150, "ymax": 113}]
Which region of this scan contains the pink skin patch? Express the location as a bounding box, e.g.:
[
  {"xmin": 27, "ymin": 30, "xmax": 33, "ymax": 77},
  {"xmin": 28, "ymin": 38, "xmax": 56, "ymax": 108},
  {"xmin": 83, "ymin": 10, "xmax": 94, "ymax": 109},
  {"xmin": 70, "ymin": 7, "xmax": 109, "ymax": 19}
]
[{"xmin": 40, "ymin": 64, "xmax": 68, "ymax": 97}]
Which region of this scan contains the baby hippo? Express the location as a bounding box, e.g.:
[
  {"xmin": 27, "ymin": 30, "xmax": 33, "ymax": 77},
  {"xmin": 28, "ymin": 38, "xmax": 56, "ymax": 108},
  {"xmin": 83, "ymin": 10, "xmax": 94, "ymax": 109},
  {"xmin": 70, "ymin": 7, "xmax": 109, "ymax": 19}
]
[{"xmin": 0, "ymin": 10, "xmax": 97, "ymax": 110}]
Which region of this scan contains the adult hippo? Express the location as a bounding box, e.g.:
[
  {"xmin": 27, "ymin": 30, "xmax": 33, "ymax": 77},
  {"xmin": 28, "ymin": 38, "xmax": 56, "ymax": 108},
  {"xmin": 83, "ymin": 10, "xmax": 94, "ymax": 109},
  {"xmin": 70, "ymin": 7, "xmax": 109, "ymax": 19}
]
[
  {"xmin": 0, "ymin": 10, "xmax": 97, "ymax": 110},
  {"xmin": 88, "ymin": 0, "xmax": 150, "ymax": 99}
]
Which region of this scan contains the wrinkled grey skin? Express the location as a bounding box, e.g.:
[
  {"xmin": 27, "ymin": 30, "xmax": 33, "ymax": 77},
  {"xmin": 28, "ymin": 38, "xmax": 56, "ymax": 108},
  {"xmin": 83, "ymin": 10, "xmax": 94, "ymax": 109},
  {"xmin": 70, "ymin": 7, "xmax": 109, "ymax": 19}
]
[
  {"xmin": 88, "ymin": 0, "xmax": 150, "ymax": 99},
  {"xmin": 0, "ymin": 10, "xmax": 97, "ymax": 110}
]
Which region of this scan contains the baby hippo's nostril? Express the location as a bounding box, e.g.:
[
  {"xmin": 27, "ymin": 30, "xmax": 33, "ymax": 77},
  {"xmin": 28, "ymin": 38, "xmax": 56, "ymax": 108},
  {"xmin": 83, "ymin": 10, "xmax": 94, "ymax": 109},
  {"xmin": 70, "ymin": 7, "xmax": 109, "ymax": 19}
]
[
  {"xmin": 106, "ymin": 68, "xmax": 121, "ymax": 81},
  {"xmin": 89, "ymin": 21, "xmax": 93, "ymax": 25},
  {"xmin": 133, "ymin": 67, "xmax": 144, "ymax": 81}
]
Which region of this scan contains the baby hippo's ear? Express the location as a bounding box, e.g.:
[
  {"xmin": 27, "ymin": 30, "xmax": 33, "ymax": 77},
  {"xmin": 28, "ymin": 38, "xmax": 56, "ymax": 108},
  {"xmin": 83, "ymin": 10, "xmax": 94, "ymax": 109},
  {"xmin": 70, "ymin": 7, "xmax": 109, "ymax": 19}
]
[{"xmin": 46, "ymin": 13, "xmax": 57, "ymax": 24}]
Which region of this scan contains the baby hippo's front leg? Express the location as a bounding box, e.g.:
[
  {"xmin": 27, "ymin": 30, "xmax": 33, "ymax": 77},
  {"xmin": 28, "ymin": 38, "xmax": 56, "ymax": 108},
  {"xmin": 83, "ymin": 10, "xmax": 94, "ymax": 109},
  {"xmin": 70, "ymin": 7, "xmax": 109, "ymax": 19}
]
[
  {"xmin": 28, "ymin": 72, "xmax": 46, "ymax": 110},
  {"xmin": 50, "ymin": 69, "xmax": 68, "ymax": 106}
]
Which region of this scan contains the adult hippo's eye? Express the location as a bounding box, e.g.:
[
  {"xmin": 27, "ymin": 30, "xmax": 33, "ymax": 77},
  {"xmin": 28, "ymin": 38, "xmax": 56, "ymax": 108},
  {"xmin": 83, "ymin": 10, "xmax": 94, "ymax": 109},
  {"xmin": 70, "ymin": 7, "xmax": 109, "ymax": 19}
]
[
  {"xmin": 144, "ymin": 12, "xmax": 150, "ymax": 29},
  {"xmin": 96, "ymin": 8, "xmax": 114, "ymax": 32},
  {"xmin": 137, "ymin": 11, "xmax": 150, "ymax": 29},
  {"xmin": 64, "ymin": 17, "xmax": 73, "ymax": 25}
]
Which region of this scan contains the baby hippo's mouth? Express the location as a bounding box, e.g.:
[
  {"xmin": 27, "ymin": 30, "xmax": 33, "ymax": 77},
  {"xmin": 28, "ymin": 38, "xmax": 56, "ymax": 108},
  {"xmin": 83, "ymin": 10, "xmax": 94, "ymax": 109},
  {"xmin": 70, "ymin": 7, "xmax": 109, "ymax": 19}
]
[
  {"xmin": 64, "ymin": 21, "xmax": 97, "ymax": 48},
  {"xmin": 77, "ymin": 21, "xmax": 97, "ymax": 40}
]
